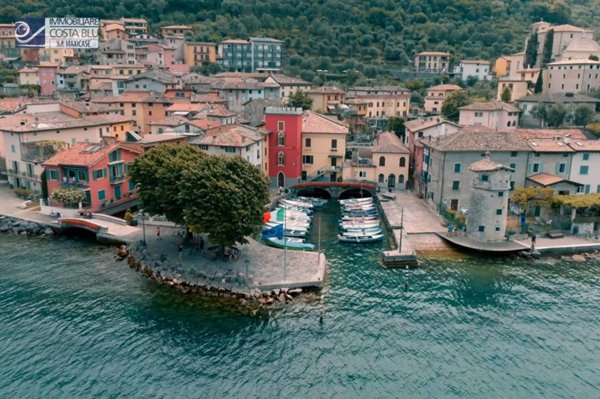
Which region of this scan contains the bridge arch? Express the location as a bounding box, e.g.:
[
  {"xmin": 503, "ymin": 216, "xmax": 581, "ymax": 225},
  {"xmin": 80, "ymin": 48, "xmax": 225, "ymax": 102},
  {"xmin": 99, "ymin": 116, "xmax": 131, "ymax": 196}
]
[
  {"xmin": 297, "ymin": 187, "xmax": 331, "ymax": 199},
  {"xmin": 292, "ymin": 181, "xmax": 377, "ymax": 198}
]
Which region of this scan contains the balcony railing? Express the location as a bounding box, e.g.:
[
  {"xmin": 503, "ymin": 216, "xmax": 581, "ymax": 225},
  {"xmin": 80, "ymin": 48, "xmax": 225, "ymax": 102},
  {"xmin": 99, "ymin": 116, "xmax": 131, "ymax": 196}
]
[
  {"xmin": 110, "ymin": 175, "xmax": 126, "ymax": 184},
  {"xmin": 61, "ymin": 181, "xmax": 89, "ymax": 188}
]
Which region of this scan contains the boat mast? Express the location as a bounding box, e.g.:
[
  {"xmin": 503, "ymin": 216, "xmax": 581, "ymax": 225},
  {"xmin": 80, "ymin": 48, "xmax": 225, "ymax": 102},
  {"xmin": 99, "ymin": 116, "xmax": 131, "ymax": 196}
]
[{"xmin": 284, "ymin": 204, "xmax": 287, "ymax": 282}]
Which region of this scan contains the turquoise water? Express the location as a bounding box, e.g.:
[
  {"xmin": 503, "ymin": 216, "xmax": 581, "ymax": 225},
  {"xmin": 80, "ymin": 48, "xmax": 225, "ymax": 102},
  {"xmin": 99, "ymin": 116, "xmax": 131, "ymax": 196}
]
[{"xmin": 1, "ymin": 205, "xmax": 600, "ymax": 397}]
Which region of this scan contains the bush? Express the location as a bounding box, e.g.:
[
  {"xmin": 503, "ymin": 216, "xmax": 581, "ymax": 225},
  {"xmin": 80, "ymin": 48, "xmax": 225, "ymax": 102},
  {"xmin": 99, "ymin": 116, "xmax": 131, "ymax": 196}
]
[{"xmin": 14, "ymin": 187, "xmax": 32, "ymax": 199}]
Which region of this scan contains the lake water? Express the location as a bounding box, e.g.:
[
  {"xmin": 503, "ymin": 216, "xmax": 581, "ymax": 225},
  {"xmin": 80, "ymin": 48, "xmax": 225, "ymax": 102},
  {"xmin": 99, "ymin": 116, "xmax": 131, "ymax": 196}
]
[{"xmin": 1, "ymin": 205, "xmax": 600, "ymax": 398}]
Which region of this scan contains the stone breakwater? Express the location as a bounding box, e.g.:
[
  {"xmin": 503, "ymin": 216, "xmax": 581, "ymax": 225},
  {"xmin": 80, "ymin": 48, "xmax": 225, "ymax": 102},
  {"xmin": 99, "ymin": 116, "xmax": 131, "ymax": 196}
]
[
  {"xmin": 124, "ymin": 242, "xmax": 310, "ymax": 306},
  {"xmin": 0, "ymin": 216, "xmax": 55, "ymax": 237}
]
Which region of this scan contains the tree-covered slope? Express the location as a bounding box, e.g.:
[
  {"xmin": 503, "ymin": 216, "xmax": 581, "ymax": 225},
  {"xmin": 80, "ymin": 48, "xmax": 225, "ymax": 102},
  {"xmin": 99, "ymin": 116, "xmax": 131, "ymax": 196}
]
[{"xmin": 2, "ymin": 0, "xmax": 598, "ymax": 81}]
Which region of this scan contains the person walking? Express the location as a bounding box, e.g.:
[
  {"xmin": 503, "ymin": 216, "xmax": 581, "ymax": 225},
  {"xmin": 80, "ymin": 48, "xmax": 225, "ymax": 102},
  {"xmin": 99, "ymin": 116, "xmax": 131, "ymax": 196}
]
[
  {"xmin": 531, "ymin": 233, "xmax": 537, "ymax": 252},
  {"xmin": 156, "ymin": 226, "xmax": 161, "ymax": 240},
  {"xmin": 178, "ymin": 243, "xmax": 183, "ymax": 260}
]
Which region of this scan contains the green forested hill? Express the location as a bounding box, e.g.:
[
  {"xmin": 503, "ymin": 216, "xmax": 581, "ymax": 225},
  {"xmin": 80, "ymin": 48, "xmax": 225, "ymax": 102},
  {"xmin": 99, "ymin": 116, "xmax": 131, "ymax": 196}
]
[{"xmin": 2, "ymin": 0, "xmax": 599, "ymax": 83}]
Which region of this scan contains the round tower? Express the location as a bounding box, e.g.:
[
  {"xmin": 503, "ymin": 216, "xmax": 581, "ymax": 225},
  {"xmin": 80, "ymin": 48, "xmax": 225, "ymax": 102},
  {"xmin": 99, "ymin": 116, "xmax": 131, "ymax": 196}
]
[{"xmin": 466, "ymin": 153, "xmax": 514, "ymax": 242}]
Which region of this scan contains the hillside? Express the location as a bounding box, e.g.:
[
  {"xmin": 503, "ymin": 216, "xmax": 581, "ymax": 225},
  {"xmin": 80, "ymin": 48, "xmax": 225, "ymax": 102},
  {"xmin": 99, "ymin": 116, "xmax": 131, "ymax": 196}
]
[{"xmin": 1, "ymin": 0, "xmax": 599, "ymax": 84}]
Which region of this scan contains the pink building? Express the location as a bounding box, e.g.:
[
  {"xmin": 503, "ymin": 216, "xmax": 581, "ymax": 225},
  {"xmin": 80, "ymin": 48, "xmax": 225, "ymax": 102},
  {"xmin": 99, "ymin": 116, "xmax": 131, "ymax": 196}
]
[
  {"xmin": 43, "ymin": 142, "xmax": 142, "ymax": 213},
  {"xmin": 38, "ymin": 62, "xmax": 59, "ymax": 96},
  {"xmin": 264, "ymin": 107, "xmax": 304, "ymax": 188}
]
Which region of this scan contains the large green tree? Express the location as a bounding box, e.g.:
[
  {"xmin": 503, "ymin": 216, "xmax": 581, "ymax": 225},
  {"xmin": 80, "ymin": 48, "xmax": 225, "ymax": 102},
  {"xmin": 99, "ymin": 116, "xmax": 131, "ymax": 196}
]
[
  {"xmin": 129, "ymin": 145, "xmax": 206, "ymax": 225},
  {"xmin": 180, "ymin": 156, "xmax": 269, "ymax": 251},
  {"xmin": 442, "ymin": 91, "xmax": 470, "ymax": 121},
  {"xmin": 287, "ymin": 90, "xmax": 313, "ymax": 110},
  {"xmin": 387, "ymin": 116, "xmax": 405, "ymax": 139},
  {"xmin": 573, "ymin": 104, "xmax": 595, "ymax": 126},
  {"xmin": 534, "ymin": 72, "xmax": 544, "ymax": 94},
  {"xmin": 547, "ymin": 103, "xmax": 567, "ymax": 127}
]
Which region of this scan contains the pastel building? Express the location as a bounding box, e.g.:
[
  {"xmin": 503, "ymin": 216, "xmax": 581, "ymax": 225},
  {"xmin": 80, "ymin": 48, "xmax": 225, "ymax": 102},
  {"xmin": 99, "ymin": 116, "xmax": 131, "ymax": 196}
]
[
  {"xmin": 458, "ymin": 101, "xmax": 520, "ymax": 130},
  {"xmin": 43, "ymin": 142, "xmax": 142, "ymax": 214},
  {"xmin": 455, "ymin": 60, "xmax": 491, "ymax": 81},
  {"xmin": 415, "ymin": 51, "xmax": 451, "ymax": 73},
  {"xmin": 424, "ymin": 84, "xmax": 462, "ymax": 114}
]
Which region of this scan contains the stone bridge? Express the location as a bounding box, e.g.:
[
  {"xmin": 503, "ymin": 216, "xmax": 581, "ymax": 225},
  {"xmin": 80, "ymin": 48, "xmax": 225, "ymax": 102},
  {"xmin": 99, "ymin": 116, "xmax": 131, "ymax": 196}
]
[{"xmin": 291, "ymin": 181, "xmax": 377, "ymax": 199}]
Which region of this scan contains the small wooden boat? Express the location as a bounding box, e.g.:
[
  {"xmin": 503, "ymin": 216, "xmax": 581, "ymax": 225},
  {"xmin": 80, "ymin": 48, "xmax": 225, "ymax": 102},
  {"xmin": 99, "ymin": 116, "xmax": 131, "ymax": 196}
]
[
  {"xmin": 340, "ymin": 221, "xmax": 381, "ymax": 229},
  {"xmin": 281, "ymin": 199, "xmax": 313, "ymax": 209},
  {"xmin": 266, "ymin": 237, "xmax": 316, "ymax": 250},
  {"xmin": 298, "ymin": 196, "xmax": 327, "ymax": 207},
  {"xmin": 338, "ymin": 233, "xmax": 385, "ymax": 243},
  {"xmin": 265, "ymin": 221, "xmax": 310, "ymax": 230},
  {"xmin": 342, "ymin": 227, "xmax": 382, "ymax": 235},
  {"xmin": 341, "ymin": 216, "xmax": 379, "ymax": 222},
  {"xmin": 339, "ymin": 197, "xmax": 373, "ymax": 205}
]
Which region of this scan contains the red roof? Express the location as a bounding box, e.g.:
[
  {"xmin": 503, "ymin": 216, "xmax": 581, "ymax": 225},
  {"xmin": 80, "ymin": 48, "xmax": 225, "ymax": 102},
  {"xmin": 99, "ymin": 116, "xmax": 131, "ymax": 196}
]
[{"xmin": 43, "ymin": 142, "xmax": 141, "ymax": 168}]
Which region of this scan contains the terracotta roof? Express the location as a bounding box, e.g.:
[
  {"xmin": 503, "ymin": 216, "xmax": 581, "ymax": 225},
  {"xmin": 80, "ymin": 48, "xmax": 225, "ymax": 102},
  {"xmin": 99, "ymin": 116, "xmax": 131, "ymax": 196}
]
[
  {"xmin": 527, "ymin": 173, "xmax": 582, "ymax": 187},
  {"xmin": 0, "ymin": 98, "xmax": 30, "ymax": 113},
  {"xmin": 372, "ymin": 132, "xmax": 409, "ymax": 154},
  {"xmin": 127, "ymin": 69, "xmax": 179, "ymax": 84},
  {"xmin": 301, "ymin": 111, "xmax": 348, "ymax": 134},
  {"xmin": 552, "ymin": 24, "xmax": 590, "ymax": 33},
  {"xmin": 0, "ymin": 112, "xmax": 132, "ymax": 133},
  {"xmin": 423, "ymin": 129, "xmax": 531, "ymax": 152},
  {"xmin": 349, "ymin": 86, "xmax": 409, "ymax": 93},
  {"xmin": 44, "ymin": 142, "xmax": 141, "ymax": 167},
  {"xmin": 148, "ymin": 115, "xmax": 189, "ymax": 126},
  {"xmin": 516, "ymin": 128, "xmax": 588, "ymax": 140},
  {"xmin": 306, "ymin": 86, "xmax": 346, "ymax": 95},
  {"xmin": 249, "ymin": 37, "xmax": 283, "ymax": 43},
  {"xmin": 351, "ymin": 94, "xmax": 409, "ymax": 100},
  {"xmin": 563, "ymin": 38, "xmax": 600, "ymax": 53},
  {"xmin": 166, "ymin": 103, "xmax": 205, "ymax": 112},
  {"xmin": 190, "ymin": 124, "xmax": 264, "ymax": 147},
  {"xmin": 405, "ymin": 117, "xmax": 458, "ymax": 132},
  {"xmin": 19, "ymin": 67, "xmax": 38, "ymax": 73},
  {"xmin": 461, "ymin": 60, "xmax": 490, "ymax": 64},
  {"xmin": 548, "ymin": 59, "xmax": 600, "ymax": 66},
  {"xmin": 516, "ymin": 93, "xmax": 600, "ymax": 104},
  {"xmin": 221, "ymin": 39, "xmax": 250, "ymax": 45},
  {"xmin": 268, "ymin": 74, "xmax": 311, "ymax": 85},
  {"xmin": 187, "ymin": 118, "xmax": 221, "ymax": 130},
  {"xmin": 138, "ymin": 133, "xmax": 191, "ymax": 144},
  {"xmin": 427, "ymin": 84, "xmax": 463, "ymax": 92},
  {"xmin": 459, "ymin": 101, "xmax": 519, "ymax": 113},
  {"xmin": 567, "ymin": 140, "xmax": 600, "ymax": 152},
  {"xmin": 161, "ymin": 25, "xmax": 192, "ymax": 30},
  {"xmin": 528, "ymin": 139, "xmax": 575, "ymax": 152},
  {"xmin": 190, "ymin": 93, "xmax": 224, "ymax": 103},
  {"xmin": 92, "ymin": 91, "xmax": 172, "ymax": 104},
  {"xmin": 416, "ymin": 51, "xmax": 450, "ymax": 56},
  {"xmin": 469, "ymin": 157, "xmax": 514, "ymax": 172}
]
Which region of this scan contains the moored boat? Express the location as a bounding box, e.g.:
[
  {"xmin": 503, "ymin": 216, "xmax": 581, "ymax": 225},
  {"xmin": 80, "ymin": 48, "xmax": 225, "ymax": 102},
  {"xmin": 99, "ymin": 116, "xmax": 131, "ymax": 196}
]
[
  {"xmin": 337, "ymin": 233, "xmax": 385, "ymax": 243},
  {"xmin": 266, "ymin": 237, "xmax": 316, "ymax": 250}
]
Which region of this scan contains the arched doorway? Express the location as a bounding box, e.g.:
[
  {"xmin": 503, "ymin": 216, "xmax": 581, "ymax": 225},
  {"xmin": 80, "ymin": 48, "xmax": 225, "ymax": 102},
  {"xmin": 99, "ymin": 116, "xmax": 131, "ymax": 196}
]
[
  {"xmin": 399, "ymin": 174, "xmax": 405, "ymax": 184},
  {"xmin": 388, "ymin": 174, "xmax": 396, "ymax": 189},
  {"xmin": 277, "ymin": 172, "xmax": 285, "ymax": 188},
  {"xmin": 378, "ymin": 174, "xmax": 385, "ymax": 184}
]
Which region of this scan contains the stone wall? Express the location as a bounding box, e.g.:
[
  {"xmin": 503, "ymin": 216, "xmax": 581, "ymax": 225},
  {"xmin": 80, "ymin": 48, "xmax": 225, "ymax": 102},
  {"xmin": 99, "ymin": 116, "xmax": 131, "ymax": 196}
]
[{"xmin": 0, "ymin": 216, "xmax": 55, "ymax": 237}]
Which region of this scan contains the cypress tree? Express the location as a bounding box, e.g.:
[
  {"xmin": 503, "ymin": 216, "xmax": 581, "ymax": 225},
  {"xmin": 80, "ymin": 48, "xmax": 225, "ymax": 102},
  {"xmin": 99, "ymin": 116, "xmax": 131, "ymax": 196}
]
[
  {"xmin": 542, "ymin": 29, "xmax": 554, "ymax": 67},
  {"xmin": 534, "ymin": 72, "xmax": 543, "ymax": 94},
  {"xmin": 525, "ymin": 33, "xmax": 539, "ymax": 68}
]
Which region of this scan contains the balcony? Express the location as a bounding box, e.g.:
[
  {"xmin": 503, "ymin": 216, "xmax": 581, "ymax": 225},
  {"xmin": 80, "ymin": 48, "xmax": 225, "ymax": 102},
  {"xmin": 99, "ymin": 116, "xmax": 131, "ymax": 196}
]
[
  {"xmin": 110, "ymin": 175, "xmax": 126, "ymax": 184},
  {"xmin": 62, "ymin": 181, "xmax": 89, "ymax": 189},
  {"xmin": 330, "ymin": 147, "xmax": 339, "ymax": 152}
]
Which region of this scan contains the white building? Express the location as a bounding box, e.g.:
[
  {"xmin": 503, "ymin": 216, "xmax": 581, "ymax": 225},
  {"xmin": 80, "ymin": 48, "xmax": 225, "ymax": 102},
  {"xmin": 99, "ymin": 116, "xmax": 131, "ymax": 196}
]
[
  {"xmin": 458, "ymin": 101, "xmax": 520, "ymax": 130},
  {"xmin": 568, "ymin": 140, "xmax": 600, "ymax": 193},
  {"xmin": 544, "ymin": 59, "xmax": 600, "ymax": 94},
  {"xmin": 455, "ymin": 60, "xmax": 491, "ymax": 81},
  {"xmin": 188, "ymin": 124, "xmax": 267, "ymax": 172}
]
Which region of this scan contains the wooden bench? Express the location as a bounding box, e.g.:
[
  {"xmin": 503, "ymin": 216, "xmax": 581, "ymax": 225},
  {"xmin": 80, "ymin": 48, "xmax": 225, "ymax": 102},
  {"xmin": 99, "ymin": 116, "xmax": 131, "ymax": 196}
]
[{"xmin": 547, "ymin": 230, "xmax": 564, "ymax": 239}]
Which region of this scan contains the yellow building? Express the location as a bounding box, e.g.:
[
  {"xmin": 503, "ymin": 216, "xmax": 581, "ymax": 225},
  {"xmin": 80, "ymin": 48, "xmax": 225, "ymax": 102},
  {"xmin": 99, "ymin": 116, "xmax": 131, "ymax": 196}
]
[
  {"xmin": 19, "ymin": 67, "xmax": 39, "ymax": 86},
  {"xmin": 39, "ymin": 48, "xmax": 76, "ymax": 65},
  {"xmin": 112, "ymin": 65, "xmax": 146, "ymax": 76},
  {"xmin": 301, "ymin": 111, "xmax": 349, "ymax": 181},
  {"xmin": 353, "ymin": 94, "xmax": 410, "ymax": 118},
  {"xmin": 306, "ymin": 86, "xmax": 346, "ymax": 113},
  {"xmin": 424, "ymin": 84, "xmax": 463, "ymax": 114},
  {"xmin": 183, "ymin": 42, "xmax": 217, "ymax": 66},
  {"xmin": 343, "ymin": 132, "xmax": 410, "ymax": 190},
  {"xmin": 493, "ymin": 56, "xmax": 511, "ymax": 77},
  {"xmin": 496, "ymin": 79, "xmax": 529, "ymax": 102}
]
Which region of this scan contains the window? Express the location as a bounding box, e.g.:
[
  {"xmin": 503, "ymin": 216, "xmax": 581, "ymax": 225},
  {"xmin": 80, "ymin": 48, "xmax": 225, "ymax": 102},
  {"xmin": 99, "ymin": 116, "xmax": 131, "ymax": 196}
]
[
  {"xmin": 98, "ymin": 190, "xmax": 106, "ymax": 201},
  {"xmin": 11, "ymin": 144, "xmax": 15, "ymax": 153},
  {"xmin": 92, "ymin": 169, "xmax": 106, "ymax": 180},
  {"xmin": 481, "ymin": 174, "xmax": 489, "ymax": 182},
  {"xmin": 109, "ymin": 150, "xmax": 122, "ymax": 162},
  {"xmin": 48, "ymin": 170, "xmax": 59, "ymax": 180},
  {"xmin": 474, "ymin": 111, "xmax": 483, "ymax": 117},
  {"xmin": 498, "ymin": 191, "xmax": 504, "ymax": 197},
  {"xmin": 533, "ymin": 163, "xmax": 540, "ymax": 173},
  {"xmin": 580, "ymin": 165, "xmax": 589, "ymax": 175},
  {"xmin": 305, "ymin": 138, "xmax": 311, "ymax": 148},
  {"xmin": 585, "ymin": 184, "xmax": 591, "ymax": 194},
  {"xmin": 277, "ymin": 132, "xmax": 285, "ymax": 146},
  {"xmin": 597, "ymin": 185, "xmax": 600, "ymax": 193},
  {"xmin": 583, "ymin": 153, "xmax": 590, "ymax": 161},
  {"xmin": 278, "ymin": 152, "xmax": 285, "ymax": 166},
  {"xmin": 495, "ymin": 227, "xmax": 501, "ymax": 232},
  {"xmin": 224, "ymin": 146, "xmax": 236, "ymax": 153},
  {"xmin": 511, "ymin": 151, "xmax": 517, "ymax": 157},
  {"xmin": 331, "ymin": 139, "xmax": 337, "ymax": 149},
  {"xmin": 496, "ymin": 209, "xmax": 503, "ymax": 215},
  {"xmin": 359, "ymin": 171, "xmax": 367, "ymax": 178},
  {"xmin": 510, "ymin": 181, "xmax": 515, "ymax": 190},
  {"xmin": 478, "ymin": 226, "xmax": 485, "ymax": 232},
  {"xmin": 277, "ymin": 121, "xmax": 285, "ymax": 131},
  {"xmin": 199, "ymin": 145, "xmax": 208, "ymax": 150},
  {"xmin": 399, "ymin": 157, "xmax": 406, "ymax": 167},
  {"xmin": 454, "ymin": 163, "xmax": 461, "ymax": 173},
  {"xmin": 302, "ymin": 155, "xmax": 314, "ymax": 164},
  {"xmin": 148, "ymin": 111, "xmax": 152, "ymax": 116},
  {"xmin": 510, "ymin": 163, "xmax": 516, "ymax": 170},
  {"xmin": 452, "ymin": 181, "xmax": 460, "ymax": 190},
  {"xmin": 379, "ymin": 156, "xmax": 386, "ymax": 166}
]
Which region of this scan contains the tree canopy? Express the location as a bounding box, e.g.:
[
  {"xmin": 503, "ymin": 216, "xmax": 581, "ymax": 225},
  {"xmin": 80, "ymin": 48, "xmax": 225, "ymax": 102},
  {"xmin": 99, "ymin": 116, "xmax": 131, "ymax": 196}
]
[
  {"xmin": 442, "ymin": 91, "xmax": 470, "ymax": 121},
  {"xmin": 129, "ymin": 144, "xmax": 269, "ymax": 250},
  {"xmin": 287, "ymin": 91, "xmax": 313, "ymax": 110}
]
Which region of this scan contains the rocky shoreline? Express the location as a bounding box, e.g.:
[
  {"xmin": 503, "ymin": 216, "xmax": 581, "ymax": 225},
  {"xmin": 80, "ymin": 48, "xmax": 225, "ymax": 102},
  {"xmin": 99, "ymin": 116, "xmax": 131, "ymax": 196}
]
[
  {"xmin": 0, "ymin": 216, "xmax": 55, "ymax": 237},
  {"xmin": 122, "ymin": 241, "xmax": 313, "ymax": 306}
]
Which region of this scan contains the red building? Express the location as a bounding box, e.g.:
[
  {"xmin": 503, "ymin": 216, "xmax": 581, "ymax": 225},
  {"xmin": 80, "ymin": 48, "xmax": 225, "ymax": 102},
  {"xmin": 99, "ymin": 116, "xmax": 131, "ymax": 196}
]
[
  {"xmin": 43, "ymin": 142, "xmax": 142, "ymax": 214},
  {"xmin": 38, "ymin": 62, "xmax": 59, "ymax": 97},
  {"xmin": 264, "ymin": 107, "xmax": 303, "ymax": 188}
]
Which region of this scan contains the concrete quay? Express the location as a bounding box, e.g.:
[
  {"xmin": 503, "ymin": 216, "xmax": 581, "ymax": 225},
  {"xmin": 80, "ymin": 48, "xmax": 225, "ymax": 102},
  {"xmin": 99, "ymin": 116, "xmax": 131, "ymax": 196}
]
[{"xmin": 379, "ymin": 190, "xmax": 450, "ymax": 266}]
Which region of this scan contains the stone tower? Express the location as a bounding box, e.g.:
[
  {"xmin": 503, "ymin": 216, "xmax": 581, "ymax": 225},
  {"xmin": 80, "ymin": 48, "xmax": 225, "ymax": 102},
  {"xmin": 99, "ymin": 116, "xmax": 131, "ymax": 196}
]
[{"xmin": 466, "ymin": 153, "xmax": 514, "ymax": 242}]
